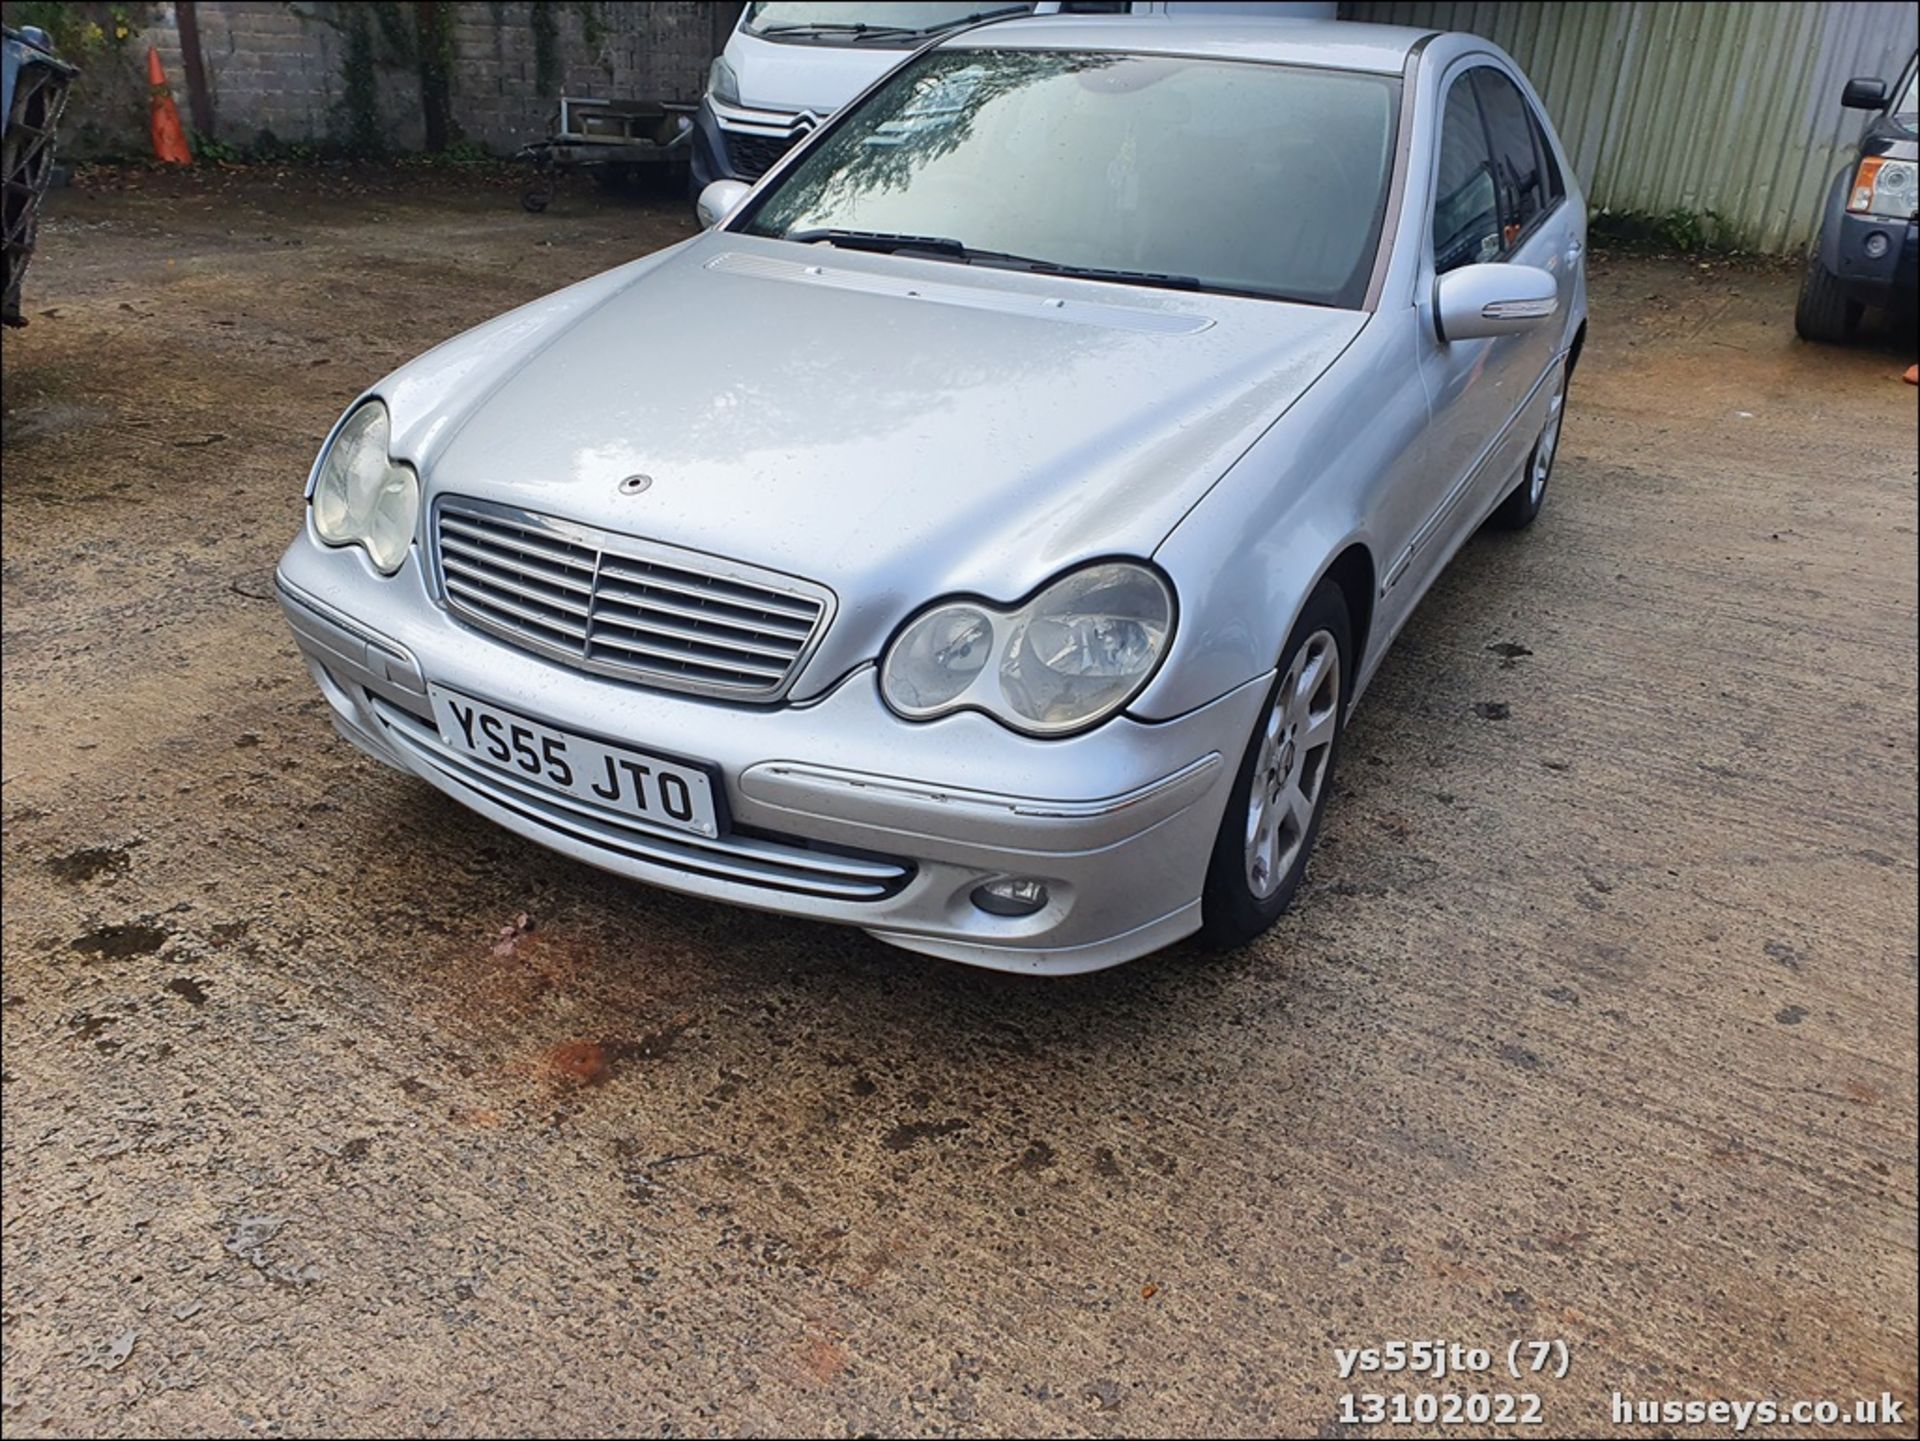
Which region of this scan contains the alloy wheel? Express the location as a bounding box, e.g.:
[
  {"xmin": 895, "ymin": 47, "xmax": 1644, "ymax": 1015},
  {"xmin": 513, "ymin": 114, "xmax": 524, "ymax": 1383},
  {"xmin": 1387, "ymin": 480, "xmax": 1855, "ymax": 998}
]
[
  {"xmin": 1529, "ymin": 370, "xmax": 1567, "ymax": 506},
  {"xmin": 1244, "ymin": 629, "xmax": 1341, "ymax": 899}
]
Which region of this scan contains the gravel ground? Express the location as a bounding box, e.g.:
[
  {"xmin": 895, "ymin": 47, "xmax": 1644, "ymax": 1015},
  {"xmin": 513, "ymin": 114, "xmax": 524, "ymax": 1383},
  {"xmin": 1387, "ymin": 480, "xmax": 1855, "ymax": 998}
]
[{"xmin": 2, "ymin": 168, "xmax": 1916, "ymax": 1438}]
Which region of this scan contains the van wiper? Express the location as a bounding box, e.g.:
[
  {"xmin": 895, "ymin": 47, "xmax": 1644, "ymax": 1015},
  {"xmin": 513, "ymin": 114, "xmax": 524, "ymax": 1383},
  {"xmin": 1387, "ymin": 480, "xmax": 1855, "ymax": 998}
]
[{"xmin": 782, "ymin": 230, "xmax": 1206, "ymax": 292}]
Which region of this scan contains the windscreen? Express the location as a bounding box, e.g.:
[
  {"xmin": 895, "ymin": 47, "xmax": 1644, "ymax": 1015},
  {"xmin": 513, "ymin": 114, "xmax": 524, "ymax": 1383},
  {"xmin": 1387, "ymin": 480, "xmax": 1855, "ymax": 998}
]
[{"xmin": 741, "ymin": 48, "xmax": 1400, "ymax": 309}]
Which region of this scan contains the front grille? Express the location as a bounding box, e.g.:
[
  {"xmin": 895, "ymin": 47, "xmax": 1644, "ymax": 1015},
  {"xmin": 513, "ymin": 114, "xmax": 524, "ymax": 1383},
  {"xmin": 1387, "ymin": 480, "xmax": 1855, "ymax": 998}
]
[
  {"xmin": 433, "ymin": 497, "xmax": 832, "ymax": 701},
  {"xmin": 368, "ymin": 695, "xmax": 911, "ymax": 901},
  {"xmin": 722, "ymin": 127, "xmax": 802, "ymax": 180}
]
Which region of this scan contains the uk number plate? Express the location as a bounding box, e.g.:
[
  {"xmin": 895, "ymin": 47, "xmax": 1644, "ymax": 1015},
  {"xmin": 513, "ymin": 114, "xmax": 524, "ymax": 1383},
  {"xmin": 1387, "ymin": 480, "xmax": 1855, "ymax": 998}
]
[{"xmin": 427, "ymin": 685, "xmax": 720, "ymax": 838}]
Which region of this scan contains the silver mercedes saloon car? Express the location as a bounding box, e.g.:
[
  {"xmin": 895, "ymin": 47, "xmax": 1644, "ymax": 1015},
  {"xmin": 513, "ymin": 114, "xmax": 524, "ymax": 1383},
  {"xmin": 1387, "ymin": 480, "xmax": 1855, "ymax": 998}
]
[{"xmin": 276, "ymin": 16, "xmax": 1587, "ymax": 974}]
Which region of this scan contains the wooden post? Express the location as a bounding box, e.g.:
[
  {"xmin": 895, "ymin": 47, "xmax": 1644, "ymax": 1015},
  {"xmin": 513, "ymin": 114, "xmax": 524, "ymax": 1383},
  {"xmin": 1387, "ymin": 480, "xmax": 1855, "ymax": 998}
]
[{"xmin": 175, "ymin": 0, "xmax": 216, "ymax": 140}]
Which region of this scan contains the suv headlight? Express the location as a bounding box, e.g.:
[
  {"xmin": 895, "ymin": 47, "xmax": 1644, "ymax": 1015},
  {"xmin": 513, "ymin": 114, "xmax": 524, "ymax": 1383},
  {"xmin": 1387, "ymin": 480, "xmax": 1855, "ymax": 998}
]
[
  {"xmin": 707, "ymin": 56, "xmax": 741, "ymax": 108},
  {"xmin": 1849, "ymin": 156, "xmax": 1917, "ymax": 218},
  {"xmin": 310, "ymin": 399, "xmax": 419, "ymax": 575},
  {"xmin": 881, "ymin": 562, "xmax": 1174, "ymax": 737}
]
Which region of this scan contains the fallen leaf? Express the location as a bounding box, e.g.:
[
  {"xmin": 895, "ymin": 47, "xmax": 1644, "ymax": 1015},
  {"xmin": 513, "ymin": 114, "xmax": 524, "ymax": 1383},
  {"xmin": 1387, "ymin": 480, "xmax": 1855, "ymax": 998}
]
[
  {"xmin": 548, "ymin": 1040, "xmax": 608, "ymax": 1085},
  {"xmin": 492, "ymin": 912, "xmax": 535, "ymax": 956}
]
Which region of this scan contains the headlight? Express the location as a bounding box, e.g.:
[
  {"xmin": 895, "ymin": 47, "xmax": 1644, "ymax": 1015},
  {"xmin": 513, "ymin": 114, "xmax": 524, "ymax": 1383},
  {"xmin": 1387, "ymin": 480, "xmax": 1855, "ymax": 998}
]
[
  {"xmin": 708, "ymin": 57, "xmax": 741, "ymax": 108},
  {"xmin": 1849, "ymin": 156, "xmax": 1917, "ymax": 218},
  {"xmin": 881, "ymin": 562, "xmax": 1174, "ymax": 736},
  {"xmin": 310, "ymin": 399, "xmax": 419, "ymax": 575}
]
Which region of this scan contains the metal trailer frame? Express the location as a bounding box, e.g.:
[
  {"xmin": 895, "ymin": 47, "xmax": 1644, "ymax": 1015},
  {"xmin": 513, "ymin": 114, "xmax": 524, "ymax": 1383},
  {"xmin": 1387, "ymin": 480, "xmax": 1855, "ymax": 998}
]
[{"xmin": 515, "ymin": 95, "xmax": 695, "ymax": 213}]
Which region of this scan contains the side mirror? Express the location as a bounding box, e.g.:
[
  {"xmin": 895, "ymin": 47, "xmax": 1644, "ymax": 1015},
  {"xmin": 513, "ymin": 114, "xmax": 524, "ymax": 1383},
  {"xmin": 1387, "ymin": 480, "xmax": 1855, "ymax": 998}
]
[
  {"xmin": 1434, "ymin": 263, "xmax": 1558, "ymax": 342},
  {"xmin": 1842, "ymin": 77, "xmax": 1888, "ymax": 110},
  {"xmin": 696, "ymin": 178, "xmax": 752, "ymax": 230}
]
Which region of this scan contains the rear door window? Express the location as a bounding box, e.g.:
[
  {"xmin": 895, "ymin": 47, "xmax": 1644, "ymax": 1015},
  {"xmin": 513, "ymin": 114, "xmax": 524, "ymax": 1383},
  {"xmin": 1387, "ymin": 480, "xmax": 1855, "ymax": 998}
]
[
  {"xmin": 1532, "ymin": 109, "xmax": 1565, "ymax": 203},
  {"xmin": 1471, "ymin": 67, "xmax": 1552, "ymax": 245}
]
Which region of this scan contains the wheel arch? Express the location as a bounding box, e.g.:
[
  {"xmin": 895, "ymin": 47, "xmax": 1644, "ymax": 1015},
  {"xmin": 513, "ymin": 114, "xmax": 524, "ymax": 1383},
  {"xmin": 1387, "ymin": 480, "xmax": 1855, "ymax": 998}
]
[
  {"xmin": 1813, "ymin": 162, "xmax": 1854, "ymax": 272},
  {"xmin": 1319, "ymin": 542, "xmax": 1377, "ymax": 690},
  {"xmin": 1134, "ymin": 312, "xmax": 1423, "ymax": 725}
]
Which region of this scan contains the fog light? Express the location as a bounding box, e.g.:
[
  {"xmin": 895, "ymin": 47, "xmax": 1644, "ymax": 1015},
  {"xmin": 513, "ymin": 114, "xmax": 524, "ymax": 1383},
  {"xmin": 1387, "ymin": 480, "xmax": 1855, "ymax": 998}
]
[
  {"xmin": 971, "ymin": 878, "xmax": 1049, "ymax": 917},
  {"xmin": 1864, "ymin": 230, "xmax": 1891, "ymax": 259}
]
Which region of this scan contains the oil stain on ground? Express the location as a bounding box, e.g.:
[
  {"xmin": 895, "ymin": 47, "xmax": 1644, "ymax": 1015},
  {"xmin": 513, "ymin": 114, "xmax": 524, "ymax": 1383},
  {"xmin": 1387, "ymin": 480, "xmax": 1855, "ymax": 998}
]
[
  {"xmin": 69, "ymin": 922, "xmax": 167, "ymax": 959},
  {"xmin": 46, "ymin": 845, "xmax": 133, "ymax": 883}
]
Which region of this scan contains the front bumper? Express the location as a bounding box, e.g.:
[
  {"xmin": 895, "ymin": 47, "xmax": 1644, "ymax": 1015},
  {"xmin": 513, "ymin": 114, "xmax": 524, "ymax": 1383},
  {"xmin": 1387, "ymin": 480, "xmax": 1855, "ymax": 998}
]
[
  {"xmin": 276, "ymin": 536, "xmax": 1264, "ymax": 974},
  {"xmin": 690, "ymin": 96, "xmax": 819, "ymax": 189},
  {"xmin": 1826, "ymin": 210, "xmax": 1919, "ymax": 303}
]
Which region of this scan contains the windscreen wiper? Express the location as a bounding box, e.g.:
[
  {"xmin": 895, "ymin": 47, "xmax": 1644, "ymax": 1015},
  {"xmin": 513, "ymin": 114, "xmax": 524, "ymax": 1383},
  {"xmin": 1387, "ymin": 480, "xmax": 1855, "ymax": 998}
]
[
  {"xmin": 784, "ymin": 229, "xmax": 975, "ymax": 258},
  {"xmin": 784, "ymin": 229, "xmax": 1206, "ymax": 292},
  {"xmin": 903, "ymin": 6, "xmax": 1035, "ymax": 37},
  {"xmin": 979, "ymin": 257, "xmax": 1205, "ymax": 291},
  {"xmin": 763, "ymin": 10, "xmax": 1022, "ymax": 41},
  {"xmin": 759, "ymin": 22, "xmax": 922, "ymax": 41}
]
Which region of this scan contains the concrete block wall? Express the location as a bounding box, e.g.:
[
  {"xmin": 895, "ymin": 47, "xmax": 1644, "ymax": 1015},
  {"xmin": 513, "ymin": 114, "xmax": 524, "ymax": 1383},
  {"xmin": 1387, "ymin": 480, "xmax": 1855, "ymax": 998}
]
[
  {"xmin": 448, "ymin": 2, "xmax": 725, "ymax": 153},
  {"xmin": 193, "ymin": 2, "xmax": 423, "ymax": 152},
  {"xmin": 49, "ymin": 1, "xmax": 738, "ymax": 159}
]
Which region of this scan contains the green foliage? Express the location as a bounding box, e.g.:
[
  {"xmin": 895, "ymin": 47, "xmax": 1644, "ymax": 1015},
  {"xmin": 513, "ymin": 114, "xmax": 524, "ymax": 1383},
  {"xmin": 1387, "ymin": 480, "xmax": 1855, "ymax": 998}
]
[
  {"xmin": 531, "ymin": 2, "xmax": 560, "ymax": 97},
  {"xmin": 369, "ymin": 0, "xmax": 417, "ymax": 63},
  {"xmin": 1653, "ymin": 206, "xmax": 1723, "ymax": 252},
  {"xmin": 415, "ymin": 137, "xmax": 494, "ymax": 167},
  {"xmin": 190, "ymin": 129, "xmax": 244, "ymax": 164},
  {"xmin": 340, "ymin": 5, "xmax": 385, "ymax": 156},
  {"xmin": 327, "ymin": 0, "xmax": 461, "ymax": 156},
  {"xmin": 1592, "ymin": 205, "xmax": 1735, "ymax": 256},
  {"xmin": 571, "ymin": 1, "xmax": 606, "ymax": 54},
  {"xmin": 415, "ymin": 2, "xmax": 457, "ymax": 73},
  {"xmin": 248, "ymin": 130, "xmax": 321, "ymax": 163},
  {"xmin": 6, "ymin": 1, "xmax": 134, "ymax": 60},
  {"xmin": 412, "ymin": 0, "xmax": 460, "ymax": 152}
]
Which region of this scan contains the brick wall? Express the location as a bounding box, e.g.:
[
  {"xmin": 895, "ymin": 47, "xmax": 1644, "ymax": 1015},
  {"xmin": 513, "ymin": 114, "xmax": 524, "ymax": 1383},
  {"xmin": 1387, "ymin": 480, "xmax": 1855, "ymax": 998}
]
[{"xmin": 49, "ymin": 1, "xmax": 741, "ymax": 159}]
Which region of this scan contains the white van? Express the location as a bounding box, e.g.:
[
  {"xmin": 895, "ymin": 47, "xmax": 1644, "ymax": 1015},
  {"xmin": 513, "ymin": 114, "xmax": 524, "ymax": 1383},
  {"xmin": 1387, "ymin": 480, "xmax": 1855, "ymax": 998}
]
[{"xmin": 690, "ymin": 1, "xmax": 1338, "ymax": 191}]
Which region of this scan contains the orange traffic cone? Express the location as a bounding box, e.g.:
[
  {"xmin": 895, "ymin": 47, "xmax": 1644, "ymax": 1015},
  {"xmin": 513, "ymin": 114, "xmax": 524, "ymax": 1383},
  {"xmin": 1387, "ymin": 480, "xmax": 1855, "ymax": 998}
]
[{"xmin": 147, "ymin": 46, "xmax": 193, "ymax": 166}]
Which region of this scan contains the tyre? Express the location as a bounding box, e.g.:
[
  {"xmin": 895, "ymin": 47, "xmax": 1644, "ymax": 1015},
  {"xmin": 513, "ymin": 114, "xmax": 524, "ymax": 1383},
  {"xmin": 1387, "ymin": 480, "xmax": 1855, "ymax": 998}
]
[
  {"xmin": 1487, "ymin": 361, "xmax": 1567, "ymax": 531},
  {"xmin": 1198, "ymin": 579, "xmax": 1351, "ymax": 949},
  {"xmin": 1794, "ymin": 235, "xmax": 1862, "ymax": 344}
]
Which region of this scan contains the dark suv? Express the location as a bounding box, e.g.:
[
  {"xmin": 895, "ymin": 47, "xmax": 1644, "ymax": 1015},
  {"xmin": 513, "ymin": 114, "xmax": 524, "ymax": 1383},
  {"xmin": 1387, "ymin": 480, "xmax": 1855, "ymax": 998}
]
[{"xmin": 1796, "ymin": 53, "xmax": 1917, "ymax": 343}]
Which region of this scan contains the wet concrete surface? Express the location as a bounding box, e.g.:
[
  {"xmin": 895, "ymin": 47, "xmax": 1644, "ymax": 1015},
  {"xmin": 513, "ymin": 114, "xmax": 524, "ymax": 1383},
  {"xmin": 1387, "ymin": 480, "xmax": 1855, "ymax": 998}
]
[{"xmin": 2, "ymin": 169, "xmax": 1915, "ymax": 1436}]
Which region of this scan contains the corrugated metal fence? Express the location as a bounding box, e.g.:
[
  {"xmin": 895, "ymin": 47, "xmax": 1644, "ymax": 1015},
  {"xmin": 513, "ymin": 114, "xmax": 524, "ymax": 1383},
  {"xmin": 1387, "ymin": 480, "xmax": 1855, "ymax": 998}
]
[{"xmin": 1340, "ymin": 1, "xmax": 1917, "ymax": 253}]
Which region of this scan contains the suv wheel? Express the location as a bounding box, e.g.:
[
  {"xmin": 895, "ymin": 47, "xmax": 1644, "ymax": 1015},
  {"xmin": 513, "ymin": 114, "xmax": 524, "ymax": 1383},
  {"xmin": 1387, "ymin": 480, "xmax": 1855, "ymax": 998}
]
[{"xmin": 1794, "ymin": 231, "xmax": 1863, "ymax": 344}]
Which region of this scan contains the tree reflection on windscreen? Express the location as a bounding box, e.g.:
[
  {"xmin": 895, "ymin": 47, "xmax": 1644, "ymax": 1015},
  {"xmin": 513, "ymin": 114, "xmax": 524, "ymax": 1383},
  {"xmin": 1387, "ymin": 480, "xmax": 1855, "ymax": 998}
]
[{"xmin": 743, "ymin": 48, "xmax": 1399, "ymax": 309}]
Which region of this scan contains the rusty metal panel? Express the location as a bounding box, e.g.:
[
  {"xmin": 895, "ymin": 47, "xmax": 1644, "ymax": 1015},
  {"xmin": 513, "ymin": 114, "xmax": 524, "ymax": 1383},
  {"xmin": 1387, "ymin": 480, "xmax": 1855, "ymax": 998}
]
[{"xmin": 1342, "ymin": 1, "xmax": 1919, "ymax": 252}]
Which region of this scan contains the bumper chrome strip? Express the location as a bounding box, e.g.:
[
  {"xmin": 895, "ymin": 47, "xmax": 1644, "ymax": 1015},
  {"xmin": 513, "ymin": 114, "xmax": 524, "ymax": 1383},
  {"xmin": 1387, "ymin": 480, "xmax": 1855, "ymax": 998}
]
[{"xmin": 367, "ymin": 695, "xmax": 911, "ymax": 900}]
